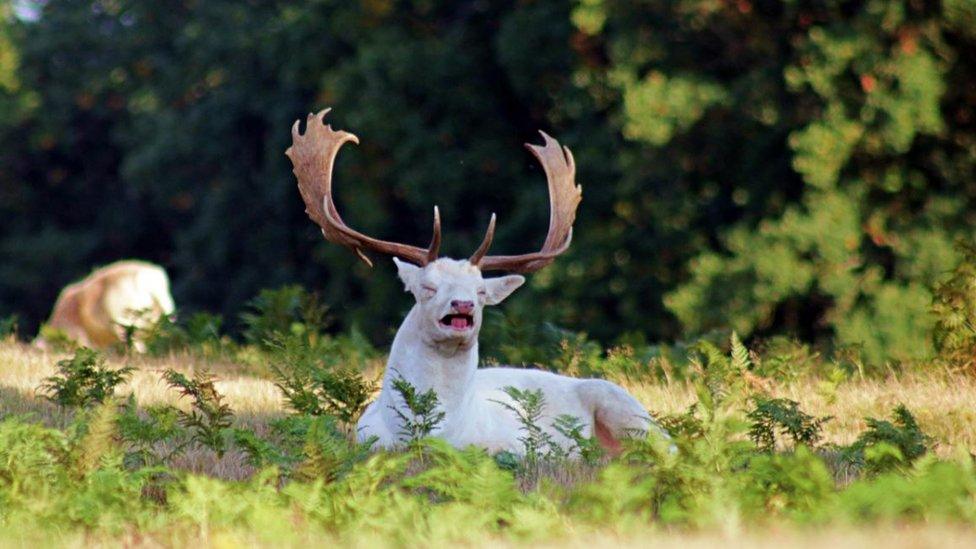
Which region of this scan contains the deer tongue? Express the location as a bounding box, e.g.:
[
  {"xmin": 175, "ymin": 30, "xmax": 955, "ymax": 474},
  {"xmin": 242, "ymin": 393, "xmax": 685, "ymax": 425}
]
[{"xmin": 451, "ymin": 316, "xmax": 469, "ymax": 329}]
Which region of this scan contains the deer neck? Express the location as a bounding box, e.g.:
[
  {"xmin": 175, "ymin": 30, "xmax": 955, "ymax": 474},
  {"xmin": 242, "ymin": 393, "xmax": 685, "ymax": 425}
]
[{"xmin": 384, "ymin": 306, "xmax": 479, "ymax": 414}]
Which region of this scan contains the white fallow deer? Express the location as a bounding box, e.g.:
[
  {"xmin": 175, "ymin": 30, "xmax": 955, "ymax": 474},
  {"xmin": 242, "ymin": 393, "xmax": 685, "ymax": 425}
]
[
  {"xmin": 36, "ymin": 260, "xmax": 176, "ymax": 352},
  {"xmin": 286, "ymin": 109, "xmax": 665, "ymax": 455}
]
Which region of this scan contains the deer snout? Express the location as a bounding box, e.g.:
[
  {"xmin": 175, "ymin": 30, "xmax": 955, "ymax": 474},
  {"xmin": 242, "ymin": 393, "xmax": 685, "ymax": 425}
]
[{"xmin": 450, "ymin": 300, "xmax": 475, "ymax": 314}]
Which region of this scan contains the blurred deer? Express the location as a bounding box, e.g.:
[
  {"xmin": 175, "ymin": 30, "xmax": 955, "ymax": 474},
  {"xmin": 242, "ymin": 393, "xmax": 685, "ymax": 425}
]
[
  {"xmin": 36, "ymin": 260, "xmax": 175, "ymax": 352},
  {"xmin": 287, "ymin": 109, "xmax": 666, "ymax": 454}
]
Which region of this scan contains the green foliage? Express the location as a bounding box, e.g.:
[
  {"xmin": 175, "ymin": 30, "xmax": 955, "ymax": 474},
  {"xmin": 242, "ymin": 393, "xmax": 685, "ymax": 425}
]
[
  {"xmin": 143, "ymin": 312, "xmax": 227, "ymax": 358},
  {"xmin": 932, "ymin": 241, "xmax": 976, "ymax": 371},
  {"xmin": 65, "ymin": 399, "xmax": 122, "ymax": 478},
  {"xmin": 161, "ymin": 369, "xmax": 234, "ymax": 457},
  {"xmin": 481, "ymin": 309, "xmax": 601, "ymax": 371},
  {"xmin": 737, "ymin": 446, "xmax": 836, "ymax": 522},
  {"xmin": 39, "ymin": 348, "xmax": 133, "ymax": 408},
  {"xmin": 842, "ymin": 405, "xmax": 931, "ymax": 475},
  {"xmin": 240, "ymin": 285, "xmax": 330, "ymax": 348},
  {"xmin": 268, "ymin": 334, "xmax": 377, "ymax": 432},
  {"xmin": 292, "ymin": 416, "xmax": 373, "ymax": 483},
  {"xmin": 35, "ymin": 325, "xmax": 77, "ymax": 352},
  {"xmin": 752, "ymin": 337, "xmax": 820, "ymax": 382},
  {"xmin": 0, "ymin": 416, "xmax": 67, "ymax": 500},
  {"xmin": 747, "ymin": 397, "xmax": 832, "ymax": 452},
  {"xmin": 836, "ymin": 458, "xmax": 976, "ymax": 523},
  {"xmin": 491, "ymin": 386, "xmax": 603, "ymax": 468},
  {"xmin": 656, "ymin": 405, "xmax": 706, "ymax": 441},
  {"xmin": 552, "ymin": 414, "xmax": 605, "ymax": 466},
  {"xmin": 0, "ymin": 314, "xmax": 16, "ymax": 340},
  {"xmin": 0, "ymin": 329, "xmax": 971, "ymax": 543},
  {"xmin": 389, "ymin": 375, "xmax": 446, "ymax": 444},
  {"xmin": 116, "ymin": 394, "xmax": 186, "ymax": 468},
  {"xmin": 1, "ymin": 1, "xmax": 974, "ymax": 365},
  {"xmin": 491, "ymin": 387, "xmax": 558, "ymax": 464},
  {"xmin": 688, "ymin": 333, "xmax": 751, "ymax": 410}
]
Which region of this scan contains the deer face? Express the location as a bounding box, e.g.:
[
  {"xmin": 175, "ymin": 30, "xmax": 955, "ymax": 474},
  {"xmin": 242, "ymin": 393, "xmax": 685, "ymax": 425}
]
[{"xmin": 394, "ymin": 258, "xmax": 524, "ymax": 346}]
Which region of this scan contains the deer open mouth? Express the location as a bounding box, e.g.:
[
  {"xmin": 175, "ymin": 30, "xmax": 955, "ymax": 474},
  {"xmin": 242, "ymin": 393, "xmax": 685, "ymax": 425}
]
[{"xmin": 440, "ymin": 314, "xmax": 474, "ymax": 331}]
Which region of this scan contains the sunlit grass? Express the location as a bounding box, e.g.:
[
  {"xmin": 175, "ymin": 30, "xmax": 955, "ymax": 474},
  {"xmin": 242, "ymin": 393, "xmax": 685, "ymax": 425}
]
[
  {"xmin": 3, "ymin": 340, "xmax": 976, "ymax": 547},
  {"xmin": 3, "ymin": 340, "xmax": 974, "ymax": 473}
]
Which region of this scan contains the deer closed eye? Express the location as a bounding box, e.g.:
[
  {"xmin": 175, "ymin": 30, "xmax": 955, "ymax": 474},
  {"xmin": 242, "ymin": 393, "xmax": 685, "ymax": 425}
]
[{"xmin": 421, "ymin": 285, "xmax": 437, "ymax": 299}]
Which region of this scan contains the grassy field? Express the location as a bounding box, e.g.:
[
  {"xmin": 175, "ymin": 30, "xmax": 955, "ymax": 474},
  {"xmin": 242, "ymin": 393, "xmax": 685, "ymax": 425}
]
[
  {"xmin": 4, "ymin": 342, "xmax": 975, "ymax": 471},
  {"xmin": 2, "ymin": 337, "xmax": 976, "ymax": 547}
]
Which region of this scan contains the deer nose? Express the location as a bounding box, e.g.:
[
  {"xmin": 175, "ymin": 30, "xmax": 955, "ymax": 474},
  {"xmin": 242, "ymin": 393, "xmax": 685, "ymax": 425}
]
[{"xmin": 451, "ymin": 300, "xmax": 475, "ymax": 314}]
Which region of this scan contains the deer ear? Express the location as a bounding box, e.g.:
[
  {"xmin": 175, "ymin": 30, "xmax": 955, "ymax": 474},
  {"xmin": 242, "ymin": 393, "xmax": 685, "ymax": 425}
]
[
  {"xmin": 393, "ymin": 257, "xmax": 422, "ymax": 293},
  {"xmin": 484, "ymin": 275, "xmax": 525, "ymax": 305}
]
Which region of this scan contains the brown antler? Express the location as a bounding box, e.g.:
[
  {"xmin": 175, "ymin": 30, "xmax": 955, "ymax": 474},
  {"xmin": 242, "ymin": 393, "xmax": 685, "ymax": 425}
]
[
  {"xmin": 285, "ymin": 109, "xmax": 441, "ymax": 267},
  {"xmin": 471, "ymin": 131, "xmax": 582, "ymax": 273}
]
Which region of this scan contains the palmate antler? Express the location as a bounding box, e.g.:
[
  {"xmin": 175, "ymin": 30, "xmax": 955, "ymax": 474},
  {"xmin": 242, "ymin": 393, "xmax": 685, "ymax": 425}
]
[
  {"xmin": 285, "ymin": 109, "xmax": 441, "ymax": 267},
  {"xmin": 470, "ymin": 131, "xmax": 581, "ymax": 273},
  {"xmin": 285, "ymin": 109, "xmax": 580, "ymax": 274}
]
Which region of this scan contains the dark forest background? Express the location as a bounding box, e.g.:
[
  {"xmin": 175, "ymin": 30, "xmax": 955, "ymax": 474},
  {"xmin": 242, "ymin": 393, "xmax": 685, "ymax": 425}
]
[{"xmin": 1, "ymin": 0, "xmax": 975, "ymax": 363}]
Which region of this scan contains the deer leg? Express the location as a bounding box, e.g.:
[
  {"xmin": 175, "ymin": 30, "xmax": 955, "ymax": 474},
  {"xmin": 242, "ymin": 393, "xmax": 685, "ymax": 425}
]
[
  {"xmin": 594, "ymin": 415, "xmax": 623, "ymax": 455},
  {"xmin": 578, "ymin": 379, "xmax": 663, "ymax": 452}
]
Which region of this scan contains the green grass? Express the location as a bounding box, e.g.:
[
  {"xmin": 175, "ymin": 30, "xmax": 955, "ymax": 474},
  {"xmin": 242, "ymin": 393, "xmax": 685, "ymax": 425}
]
[{"xmin": 1, "ymin": 332, "xmax": 976, "ymax": 547}]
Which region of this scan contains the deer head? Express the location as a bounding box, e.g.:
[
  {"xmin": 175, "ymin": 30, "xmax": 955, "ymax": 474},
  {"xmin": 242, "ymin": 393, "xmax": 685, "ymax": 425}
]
[{"xmin": 285, "ymin": 109, "xmax": 581, "ymax": 347}]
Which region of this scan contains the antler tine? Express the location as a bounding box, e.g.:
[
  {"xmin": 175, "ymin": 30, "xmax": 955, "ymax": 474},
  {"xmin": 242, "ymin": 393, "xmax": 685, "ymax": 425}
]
[
  {"xmin": 475, "ymin": 131, "xmax": 582, "ymax": 273},
  {"xmin": 468, "ymin": 213, "xmax": 496, "ymax": 265},
  {"xmin": 286, "ymin": 108, "xmax": 440, "ymax": 267},
  {"xmin": 426, "ymin": 206, "xmax": 442, "ymax": 264}
]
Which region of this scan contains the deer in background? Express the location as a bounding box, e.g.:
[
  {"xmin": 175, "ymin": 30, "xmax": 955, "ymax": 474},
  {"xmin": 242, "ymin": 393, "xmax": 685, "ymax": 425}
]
[
  {"xmin": 287, "ymin": 109, "xmax": 665, "ymax": 454},
  {"xmin": 36, "ymin": 260, "xmax": 175, "ymax": 352}
]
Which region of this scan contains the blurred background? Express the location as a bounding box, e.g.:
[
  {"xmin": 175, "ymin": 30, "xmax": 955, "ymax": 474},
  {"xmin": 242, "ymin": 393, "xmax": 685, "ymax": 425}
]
[{"xmin": 0, "ymin": 0, "xmax": 974, "ymax": 364}]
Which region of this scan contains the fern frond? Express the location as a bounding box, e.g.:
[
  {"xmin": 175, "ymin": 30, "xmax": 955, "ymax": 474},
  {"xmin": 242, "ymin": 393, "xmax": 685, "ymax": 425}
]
[
  {"xmin": 70, "ymin": 399, "xmax": 120, "ymax": 477},
  {"xmin": 730, "ymin": 331, "xmax": 751, "ymax": 373}
]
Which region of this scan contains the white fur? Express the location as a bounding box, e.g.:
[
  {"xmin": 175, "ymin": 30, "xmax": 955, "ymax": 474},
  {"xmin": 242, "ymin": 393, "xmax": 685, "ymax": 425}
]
[
  {"xmin": 37, "ymin": 260, "xmax": 175, "ymax": 352},
  {"xmin": 358, "ymin": 258, "xmax": 663, "ymax": 454}
]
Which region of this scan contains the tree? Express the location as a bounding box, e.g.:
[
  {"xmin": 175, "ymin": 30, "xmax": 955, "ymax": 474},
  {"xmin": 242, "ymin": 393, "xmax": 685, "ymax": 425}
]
[{"xmin": 1, "ymin": 0, "xmax": 974, "ymax": 363}]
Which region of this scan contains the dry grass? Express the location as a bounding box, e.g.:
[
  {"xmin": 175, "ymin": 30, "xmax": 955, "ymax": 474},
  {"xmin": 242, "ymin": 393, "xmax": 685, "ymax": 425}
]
[
  {"xmin": 0, "ymin": 341, "xmax": 286, "ymax": 480},
  {"xmin": 625, "ymin": 372, "xmax": 976, "ymax": 457},
  {"xmin": 3, "ymin": 341, "xmax": 976, "ymax": 546},
  {"xmin": 0, "ymin": 341, "xmax": 283, "ymax": 417},
  {"xmin": 2, "ymin": 340, "xmax": 975, "ymax": 476}
]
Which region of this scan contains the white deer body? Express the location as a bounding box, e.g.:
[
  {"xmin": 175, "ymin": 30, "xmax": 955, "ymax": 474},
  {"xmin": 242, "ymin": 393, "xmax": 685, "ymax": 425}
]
[
  {"xmin": 37, "ymin": 260, "xmax": 175, "ymax": 352},
  {"xmin": 286, "ymin": 109, "xmax": 661, "ymax": 454},
  {"xmin": 356, "ymin": 259, "xmax": 655, "ymax": 453}
]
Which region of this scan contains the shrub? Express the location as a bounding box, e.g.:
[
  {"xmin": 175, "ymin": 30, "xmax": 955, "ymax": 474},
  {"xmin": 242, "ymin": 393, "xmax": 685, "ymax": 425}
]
[
  {"xmin": 162, "ymin": 370, "xmax": 234, "ymax": 457},
  {"xmin": 240, "ymin": 285, "xmax": 330, "ymax": 348},
  {"xmin": 490, "ymin": 387, "xmax": 557, "ymax": 464},
  {"xmin": 491, "ymin": 387, "xmax": 603, "ymax": 468},
  {"xmin": 38, "ymin": 348, "xmax": 133, "ymax": 408},
  {"xmin": 687, "ymin": 332, "xmax": 752, "ymax": 410},
  {"xmin": 751, "ymin": 337, "xmax": 821, "ymax": 382},
  {"xmin": 737, "ymin": 446, "xmax": 835, "ymax": 522},
  {"xmin": 0, "ymin": 315, "xmax": 18, "ymax": 341},
  {"xmin": 116, "ymin": 395, "xmax": 186, "ymax": 468},
  {"xmin": 656, "ymin": 405, "xmax": 707, "ymax": 441},
  {"xmin": 292, "ymin": 416, "xmax": 373, "ymax": 482},
  {"xmin": 389, "ymin": 375, "xmax": 446, "ymax": 445},
  {"xmin": 841, "ymin": 405, "xmax": 931, "ymax": 474},
  {"xmin": 747, "ymin": 397, "xmax": 832, "ymax": 452},
  {"xmin": 268, "ymin": 334, "xmax": 377, "ymax": 433},
  {"xmin": 35, "ymin": 325, "xmax": 78, "ymax": 351},
  {"xmin": 932, "ymin": 241, "xmax": 976, "ymax": 371},
  {"xmin": 480, "ymin": 309, "xmax": 601, "ymax": 372},
  {"xmin": 143, "ymin": 312, "xmax": 228, "ymax": 358}
]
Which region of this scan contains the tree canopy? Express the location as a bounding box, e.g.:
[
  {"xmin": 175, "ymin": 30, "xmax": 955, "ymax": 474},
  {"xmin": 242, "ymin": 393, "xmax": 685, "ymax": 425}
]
[{"xmin": 1, "ymin": 0, "xmax": 974, "ymax": 363}]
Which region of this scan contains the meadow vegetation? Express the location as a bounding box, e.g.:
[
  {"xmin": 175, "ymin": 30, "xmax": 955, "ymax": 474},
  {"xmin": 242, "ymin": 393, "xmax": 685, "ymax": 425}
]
[
  {"xmin": 2, "ymin": 1, "xmax": 976, "ymax": 545},
  {"xmin": 1, "ymin": 282, "xmax": 975, "ymax": 547}
]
